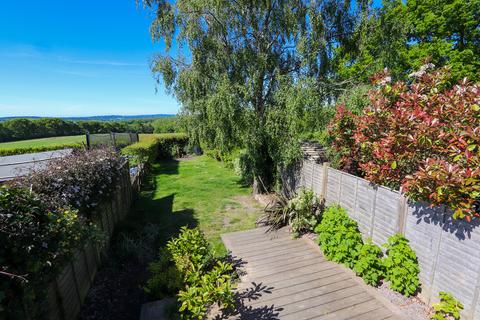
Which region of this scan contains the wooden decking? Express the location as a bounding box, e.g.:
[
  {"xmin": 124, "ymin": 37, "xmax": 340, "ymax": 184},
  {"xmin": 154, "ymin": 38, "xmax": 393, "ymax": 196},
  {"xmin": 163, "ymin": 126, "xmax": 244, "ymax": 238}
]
[{"xmin": 218, "ymin": 227, "xmax": 404, "ymax": 320}]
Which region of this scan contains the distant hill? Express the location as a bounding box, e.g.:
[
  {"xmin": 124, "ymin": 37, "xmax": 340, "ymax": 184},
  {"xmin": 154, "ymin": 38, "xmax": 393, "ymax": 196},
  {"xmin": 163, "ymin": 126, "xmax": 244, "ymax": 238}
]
[{"xmin": 0, "ymin": 114, "xmax": 175, "ymax": 122}]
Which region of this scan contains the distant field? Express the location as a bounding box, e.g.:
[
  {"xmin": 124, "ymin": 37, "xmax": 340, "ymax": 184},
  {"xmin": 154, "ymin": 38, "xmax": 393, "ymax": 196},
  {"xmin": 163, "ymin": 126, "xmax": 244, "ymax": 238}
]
[{"xmin": 0, "ymin": 135, "xmax": 85, "ymax": 151}]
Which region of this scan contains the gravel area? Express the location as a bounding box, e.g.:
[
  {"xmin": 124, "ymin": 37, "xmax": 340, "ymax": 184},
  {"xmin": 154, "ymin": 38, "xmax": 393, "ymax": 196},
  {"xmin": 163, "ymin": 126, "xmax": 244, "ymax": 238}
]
[{"xmin": 376, "ymin": 281, "xmax": 432, "ymax": 320}]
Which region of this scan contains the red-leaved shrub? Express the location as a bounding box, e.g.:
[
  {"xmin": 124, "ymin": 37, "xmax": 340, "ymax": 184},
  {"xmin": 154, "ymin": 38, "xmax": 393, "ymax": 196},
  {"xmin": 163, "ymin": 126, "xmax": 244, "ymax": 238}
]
[{"xmin": 330, "ymin": 66, "xmax": 480, "ymax": 220}]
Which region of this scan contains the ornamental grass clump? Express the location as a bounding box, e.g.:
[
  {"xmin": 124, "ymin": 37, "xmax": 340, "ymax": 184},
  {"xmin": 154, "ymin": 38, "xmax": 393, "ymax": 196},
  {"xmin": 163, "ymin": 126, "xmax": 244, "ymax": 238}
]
[
  {"xmin": 259, "ymin": 188, "xmax": 322, "ymax": 237},
  {"xmin": 17, "ymin": 147, "xmax": 123, "ymax": 217}
]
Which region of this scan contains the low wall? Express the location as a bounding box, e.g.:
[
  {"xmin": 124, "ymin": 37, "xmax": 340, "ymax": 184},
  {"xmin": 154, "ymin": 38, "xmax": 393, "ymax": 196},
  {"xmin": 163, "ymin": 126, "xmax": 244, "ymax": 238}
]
[
  {"xmin": 44, "ymin": 162, "xmax": 141, "ymax": 320},
  {"xmin": 285, "ymin": 160, "xmax": 480, "ymax": 320}
]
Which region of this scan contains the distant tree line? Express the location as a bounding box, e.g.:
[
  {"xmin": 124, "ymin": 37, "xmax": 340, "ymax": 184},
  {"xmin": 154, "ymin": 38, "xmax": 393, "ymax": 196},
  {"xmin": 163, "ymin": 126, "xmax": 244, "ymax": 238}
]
[{"xmin": 0, "ymin": 117, "xmax": 180, "ymax": 143}]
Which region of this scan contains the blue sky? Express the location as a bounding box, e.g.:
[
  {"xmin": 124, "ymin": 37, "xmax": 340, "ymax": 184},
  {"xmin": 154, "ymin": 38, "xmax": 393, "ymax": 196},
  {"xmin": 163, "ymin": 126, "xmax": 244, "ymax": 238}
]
[{"xmin": 0, "ymin": 0, "xmax": 179, "ymax": 117}]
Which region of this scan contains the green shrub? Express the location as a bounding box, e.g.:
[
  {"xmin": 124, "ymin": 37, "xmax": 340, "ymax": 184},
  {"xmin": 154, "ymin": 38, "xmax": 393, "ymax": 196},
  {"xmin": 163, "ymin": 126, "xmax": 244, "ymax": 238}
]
[
  {"xmin": 314, "ymin": 205, "xmax": 363, "ymax": 268},
  {"xmin": 431, "ymin": 292, "xmax": 463, "ymax": 320},
  {"xmin": 353, "ymin": 240, "xmax": 384, "ymax": 286},
  {"xmin": 144, "ymin": 227, "xmax": 235, "ymax": 319},
  {"xmin": 177, "ymin": 261, "xmax": 234, "ymax": 319},
  {"xmin": 157, "ymin": 133, "xmax": 188, "ymax": 159},
  {"xmin": 143, "ymin": 248, "xmax": 183, "ymax": 299},
  {"xmin": 122, "ymin": 133, "xmax": 188, "ymax": 165},
  {"xmin": 166, "ymin": 227, "xmax": 212, "ymax": 278},
  {"xmin": 382, "ymin": 234, "xmax": 420, "ymax": 296},
  {"xmin": 287, "ymin": 189, "xmax": 321, "ymax": 237},
  {"xmin": 0, "ymin": 186, "xmax": 94, "ymax": 318},
  {"xmin": 122, "ymin": 135, "xmax": 159, "ymax": 165}
]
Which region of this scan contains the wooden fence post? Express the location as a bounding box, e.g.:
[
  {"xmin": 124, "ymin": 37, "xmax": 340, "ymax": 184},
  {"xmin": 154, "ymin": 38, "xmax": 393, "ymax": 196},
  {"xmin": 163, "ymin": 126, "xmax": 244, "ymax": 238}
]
[{"xmin": 85, "ymin": 132, "xmax": 91, "ymax": 150}]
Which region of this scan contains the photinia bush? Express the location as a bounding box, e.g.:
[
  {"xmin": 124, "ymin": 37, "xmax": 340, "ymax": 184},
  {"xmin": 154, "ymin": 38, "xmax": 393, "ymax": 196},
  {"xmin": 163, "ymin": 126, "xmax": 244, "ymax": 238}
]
[{"xmin": 329, "ymin": 66, "xmax": 480, "ymax": 220}]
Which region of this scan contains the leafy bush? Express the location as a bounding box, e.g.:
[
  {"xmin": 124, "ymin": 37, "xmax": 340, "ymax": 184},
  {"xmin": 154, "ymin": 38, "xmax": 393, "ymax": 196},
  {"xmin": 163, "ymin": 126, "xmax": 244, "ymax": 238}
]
[
  {"xmin": 287, "ymin": 189, "xmax": 322, "ymax": 237},
  {"xmin": 315, "ymin": 205, "xmax": 363, "ymax": 268},
  {"xmin": 353, "ymin": 240, "xmax": 384, "ymax": 286},
  {"xmin": 431, "ymin": 292, "xmax": 464, "ymax": 320},
  {"xmin": 329, "ymin": 66, "xmax": 480, "ymax": 220},
  {"xmin": 0, "ymin": 186, "xmax": 93, "ymax": 318},
  {"xmin": 157, "ymin": 133, "xmax": 188, "ymax": 159},
  {"xmin": 122, "ymin": 135, "xmax": 159, "ymax": 165},
  {"xmin": 382, "ymin": 234, "xmax": 420, "ymax": 296},
  {"xmin": 0, "ymin": 144, "xmax": 83, "ymax": 156},
  {"xmin": 259, "ymin": 188, "xmax": 321, "ymax": 237},
  {"xmin": 122, "ymin": 133, "xmax": 188, "ymax": 165},
  {"xmin": 16, "ymin": 147, "xmax": 123, "ymax": 218},
  {"xmin": 144, "ymin": 227, "xmax": 235, "ymax": 319},
  {"xmin": 143, "ymin": 248, "xmax": 183, "ymax": 299}
]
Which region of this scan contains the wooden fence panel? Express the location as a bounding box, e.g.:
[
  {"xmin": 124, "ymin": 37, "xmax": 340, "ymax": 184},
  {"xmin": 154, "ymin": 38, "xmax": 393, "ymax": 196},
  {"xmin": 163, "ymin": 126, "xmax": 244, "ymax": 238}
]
[
  {"xmin": 72, "ymin": 251, "xmax": 91, "ymax": 303},
  {"xmin": 56, "ymin": 263, "xmax": 81, "ymax": 320},
  {"xmin": 46, "ymin": 283, "xmax": 62, "ymax": 320},
  {"xmin": 41, "ymin": 162, "xmax": 141, "ymax": 320}
]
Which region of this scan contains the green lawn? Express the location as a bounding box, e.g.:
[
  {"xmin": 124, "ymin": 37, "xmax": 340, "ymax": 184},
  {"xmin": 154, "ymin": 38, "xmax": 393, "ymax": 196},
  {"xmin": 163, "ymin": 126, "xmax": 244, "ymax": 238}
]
[
  {"xmin": 0, "ymin": 135, "xmax": 85, "ymax": 151},
  {"xmin": 131, "ymin": 155, "xmax": 262, "ymax": 255}
]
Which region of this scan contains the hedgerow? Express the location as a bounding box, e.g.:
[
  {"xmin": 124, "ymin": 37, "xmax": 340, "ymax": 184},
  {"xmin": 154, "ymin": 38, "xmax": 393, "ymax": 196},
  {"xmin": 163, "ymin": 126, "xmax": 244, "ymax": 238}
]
[
  {"xmin": 0, "ymin": 144, "xmax": 82, "ymax": 156},
  {"xmin": 122, "ymin": 133, "xmax": 188, "ymax": 165},
  {"xmin": 329, "ymin": 66, "xmax": 480, "ymax": 220}
]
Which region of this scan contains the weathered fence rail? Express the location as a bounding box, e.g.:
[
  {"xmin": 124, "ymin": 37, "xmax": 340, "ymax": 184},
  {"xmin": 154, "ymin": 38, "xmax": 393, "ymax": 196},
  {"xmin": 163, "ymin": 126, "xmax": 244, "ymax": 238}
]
[
  {"xmin": 43, "ymin": 161, "xmax": 141, "ymax": 320},
  {"xmin": 284, "ymin": 160, "xmax": 480, "ymax": 320}
]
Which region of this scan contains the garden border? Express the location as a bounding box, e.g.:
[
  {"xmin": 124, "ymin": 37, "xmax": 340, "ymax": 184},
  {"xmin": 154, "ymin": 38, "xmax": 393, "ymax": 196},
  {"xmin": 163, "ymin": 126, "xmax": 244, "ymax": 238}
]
[{"xmin": 283, "ymin": 160, "xmax": 480, "ymax": 320}]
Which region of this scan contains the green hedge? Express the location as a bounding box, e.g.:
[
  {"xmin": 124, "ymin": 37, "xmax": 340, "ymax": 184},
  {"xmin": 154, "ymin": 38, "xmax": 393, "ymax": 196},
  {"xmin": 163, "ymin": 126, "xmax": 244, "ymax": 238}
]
[
  {"xmin": 122, "ymin": 133, "xmax": 188, "ymax": 165},
  {"xmin": 0, "ymin": 144, "xmax": 82, "ymax": 157}
]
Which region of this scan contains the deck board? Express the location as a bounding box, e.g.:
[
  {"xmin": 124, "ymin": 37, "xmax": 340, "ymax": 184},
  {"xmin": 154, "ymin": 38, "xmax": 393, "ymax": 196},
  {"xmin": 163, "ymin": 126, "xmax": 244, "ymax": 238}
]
[{"xmin": 215, "ymin": 227, "xmax": 404, "ymax": 320}]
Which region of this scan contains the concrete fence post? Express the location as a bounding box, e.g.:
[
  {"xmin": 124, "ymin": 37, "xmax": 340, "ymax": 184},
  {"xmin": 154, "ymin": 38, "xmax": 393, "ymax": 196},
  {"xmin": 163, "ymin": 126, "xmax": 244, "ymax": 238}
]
[
  {"xmin": 320, "ymin": 162, "xmax": 329, "ymax": 201},
  {"xmin": 310, "ymin": 161, "xmax": 315, "ymax": 189},
  {"xmin": 397, "ymin": 193, "xmax": 408, "ymax": 235}
]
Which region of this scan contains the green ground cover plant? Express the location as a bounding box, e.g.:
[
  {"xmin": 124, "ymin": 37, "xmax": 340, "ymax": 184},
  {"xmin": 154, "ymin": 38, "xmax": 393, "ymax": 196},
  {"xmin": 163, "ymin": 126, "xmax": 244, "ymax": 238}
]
[
  {"xmin": 383, "ymin": 234, "xmax": 420, "ymax": 296},
  {"xmin": 315, "ymin": 205, "xmax": 364, "ymax": 268},
  {"xmin": 353, "ymin": 240, "xmax": 384, "ymax": 286},
  {"xmin": 431, "ymin": 292, "xmax": 464, "ymax": 320}
]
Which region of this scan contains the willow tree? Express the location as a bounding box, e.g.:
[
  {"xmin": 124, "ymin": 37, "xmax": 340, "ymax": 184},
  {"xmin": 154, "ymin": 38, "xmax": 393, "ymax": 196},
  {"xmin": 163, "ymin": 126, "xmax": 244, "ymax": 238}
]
[{"xmin": 140, "ymin": 0, "xmax": 360, "ymax": 191}]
